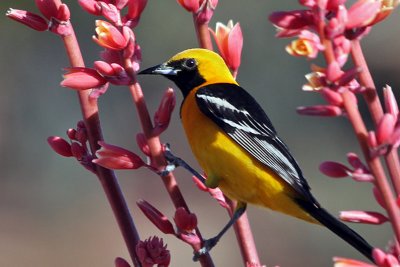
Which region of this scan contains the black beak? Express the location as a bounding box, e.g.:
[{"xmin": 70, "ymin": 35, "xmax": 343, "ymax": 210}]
[{"xmin": 138, "ymin": 63, "xmax": 179, "ymax": 76}]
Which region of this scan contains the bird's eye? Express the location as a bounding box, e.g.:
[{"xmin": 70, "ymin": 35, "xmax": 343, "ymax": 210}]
[{"xmin": 182, "ymin": 58, "xmax": 197, "ymax": 70}]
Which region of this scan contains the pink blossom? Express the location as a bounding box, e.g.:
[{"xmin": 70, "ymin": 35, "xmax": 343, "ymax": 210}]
[
  {"xmin": 319, "ymin": 161, "xmax": 351, "ymax": 178},
  {"xmin": 61, "ymin": 67, "xmax": 107, "ymax": 90},
  {"xmin": 333, "ymin": 257, "xmax": 375, "ymax": 267},
  {"xmin": 136, "ymin": 236, "xmax": 171, "ymax": 267},
  {"xmin": 47, "ymin": 136, "xmax": 73, "ymax": 157},
  {"xmin": 192, "ymin": 176, "xmax": 229, "ymax": 209},
  {"xmin": 124, "ymin": 0, "xmax": 148, "ymax": 27},
  {"xmin": 93, "ymin": 20, "xmax": 129, "ymax": 50},
  {"xmin": 78, "ymin": 0, "xmax": 102, "ymax": 15},
  {"xmin": 153, "ymin": 88, "xmax": 176, "ymax": 135},
  {"xmin": 285, "ymin": 30, "xmax": 323, "ymax": 59},
  {"xmin": 376, "ymin": 113, "xmax": 396, "ymax": 144},
  {"xmin": 340, "ymin": 210, "xmax": 389, "ymax": 225},
  {"xmin": 210, "ymin": 20, "xmax": 243, "ymax": 72},
  {"xmin": 136, "ymin": 200, "xmax": 175, "ymax": 235},
  {"xmin": 346, "ymin": 0, "xmax": 381, "ymax": 29},
  {"xmin": 321, "ymin": 88, "xmax": 344, "ymax": 106},
  {"xmin": 373, "ymin": 248, "xmax": 400, "ymax": 267},
  {"xmin": 6, "ymin": 9, "xmax": 48, "ymax": 31},
  {"xmin": 93, "ymin": 141, "xmax": 146, "ymax": 169},
  {"xmin": 383, "ymin": 85, "xmax": 399, "ymax": 118},
  {"xmin": 174, "ymin": 207, "xmax": 198, "ymax": 232},
  {"xmin": 35, "ymin": 0, "xmax": 62, "ymax": 20},
  {"xmin": 268, "ymin": 10, "xmax": 314, "ymax": 30}
]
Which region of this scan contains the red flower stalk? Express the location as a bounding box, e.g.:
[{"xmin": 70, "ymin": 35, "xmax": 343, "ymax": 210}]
[{"xmin": 136, "ymin": 236, "xmax": 171, "ymax": 267}]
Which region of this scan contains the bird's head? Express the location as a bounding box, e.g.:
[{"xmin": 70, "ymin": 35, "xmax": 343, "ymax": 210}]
[{"xmin": 139, "ymin": 48, "xmax": 236, "ymax": 97}]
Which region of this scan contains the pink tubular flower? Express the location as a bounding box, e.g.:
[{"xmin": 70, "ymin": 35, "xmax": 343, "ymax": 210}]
[
  {"xmin": 383, "ymin": 85, "xmax": 399, "ymax": 118},
  {"xmin": 47, "ymin": 136, "xmax": 73, "ymax": 157},
  {"xmin": 319, "ymin": 161, "xmax": 351, "ymax": 178},
  {"xmin": 93, "ymin": 20, "xmax": 129, "ymax": 50},
  {"xmin": 268, "ymin": 10, "xmax": 314, "ymax": 30},
  {"xmin": 340, "ymin": 210, "xmax": 389, "ymax": 225},
  {"xmin": 35, "ymin": 0, "xmax": 62, "ymax": 20},
  {"xmin": 177, "ymin": 0, "xmax": 218, "ymax": 23},
  {"xmin": 346, "ymin": 0, "xmax": 381, "ymax": 29},
  {"xmin": 93, "ymin": 141, "xmax": 146, "ymax": 170},
  {"xmin": 61, "ymin": 67, "xmax": 107, "ymax": 90},
  {"xmin": 377, "ymin": 113, "xmax": 396, "ymax": 144},
  {"xmin": 137, "ymin": 199, "xmax": 175, "ymax": 235},
  {"xmin": 124, "ymin": 0, "xmax": 148, "ymax": 27},
  {"xmin": 174, "ymin": 207, "xmax": 197, "ymax": 233},
  {"xmin": 333, "ymin": 257, "xmax": 375, "ymax": 267},
  {"xmin": 177, "ymin": 0, "xmax": 200, "ymax": 12},
  {"xmin": 210, "ymin": 20, "xmax": 243, "ymax": 72},
  {"xmin": 286, "ymin": 30, "xmax": 323, "ymax": 59},
  {"xmin": 153, "ymin": 88, "xmax": 176, "ymax": 135},
  {"xmin": 78, "ymin": 0, "xmax": 102, "ymax": 15},
  {"xmin": 6, "ymin": 9, "xmax": 48, "ymax": 31},
  {"xmin": 136, "ymin": 236, "xmax": 171, "ymax": 267},
  {"xmin": 373, "ymin": 248, "xmax": 400, "ymax": 267}
]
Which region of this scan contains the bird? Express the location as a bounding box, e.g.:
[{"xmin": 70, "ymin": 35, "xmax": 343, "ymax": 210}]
[{"xmin": 139, "ymin": 48, "xmax": 374, "ymax": 261}]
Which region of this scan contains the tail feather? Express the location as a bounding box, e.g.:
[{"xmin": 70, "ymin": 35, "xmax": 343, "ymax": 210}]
[{"xmin": 296, "ymin": 198, "xmax": 374, "ymax": 262}]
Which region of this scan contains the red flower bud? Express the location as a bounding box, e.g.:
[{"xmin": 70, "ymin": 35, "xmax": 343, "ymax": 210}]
[
  {"xmin": 93, "ymin": 141, "xmax": 146, "ymax": 169},
  {"xmin": 174, "ymin": 207, "xmax": 198, "ymax": 232},
  {"xmin": 6, "ymin": 9, "xmax": 48, "ymax": 31},
  {"xmin": 137, "ymin": 200, "xmax": 175, "ymax": 235},
  {"xmin": 319, "ymin": 161, "xmax": 350, "ymax": 178},
  {"xmin": 47, "ymin": 136, "xmax": 73, "ymax": 157},
  {"xmin": 346, "ymin": 0, "xmax": 381, "ymax": 29},
  {"xmin": 61, "ymin": 67, "xmax": 107, "ymax": 90},
  {"xmin": 376, "ymin": 113, "xmax": 396, "ymax": 144},
  {"xmin": 269, "ymin": 10, "xmax": 313, "ymax": 30},
  {"xmin": 115, "ymin": 257, "xmax": 130, "ymax": 267},
  {"xmin": 153, "ymin": 88, "xmax": 176, "ymax": 135},
  {"xmin": 35, "ymin": 0, "xmax": 61, "ymax": 20},
  {"xmin": 340, "ymin": 210, "xmax": 388, "ymax": 225}
]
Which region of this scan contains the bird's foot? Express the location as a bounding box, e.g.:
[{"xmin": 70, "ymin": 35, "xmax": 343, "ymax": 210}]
[{"xmin": 193, "ymin": 237, "xmax": 219, "ymax": 261}]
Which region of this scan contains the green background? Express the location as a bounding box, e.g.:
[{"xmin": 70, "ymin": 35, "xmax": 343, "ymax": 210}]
[{"xmin": 0, "ymin": 1, "xmax": 398, "ymax": 266}]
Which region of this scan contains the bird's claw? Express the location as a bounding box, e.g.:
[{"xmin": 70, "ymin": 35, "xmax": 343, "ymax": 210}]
[
  {"xmin": 193, "ymin": 238, "xmax": 218, "ymax": 261},
  {"xmin": 158, "ymin": 143, "xmax": 182, "ymax": 176}
]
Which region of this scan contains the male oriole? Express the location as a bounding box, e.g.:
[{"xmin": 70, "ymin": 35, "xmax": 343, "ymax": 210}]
[{"xmin": 139, "ymin": 48, "xmax": 373, "ymax": 261}]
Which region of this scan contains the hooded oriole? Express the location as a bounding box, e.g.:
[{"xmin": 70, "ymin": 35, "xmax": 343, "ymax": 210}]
[{"xmin": 139, "ymin": 48, "xmax": 373, "ymax": 261}]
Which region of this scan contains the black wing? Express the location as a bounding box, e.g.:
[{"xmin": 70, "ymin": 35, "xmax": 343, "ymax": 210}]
[{"xmin": 195, "ymin": 83, "xmax": 315, "ymax": 201}]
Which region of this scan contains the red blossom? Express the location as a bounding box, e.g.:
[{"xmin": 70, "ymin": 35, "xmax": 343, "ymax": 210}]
[
  {"xmin": 115, "ymin": 257, "xmax": 131, "ymax": 267},
  {"xmin": 93, "ymin": 141, "xmax": 146, "ymax": 170},
  {"xmin": 153, "ymin": 88, "xmax": 176, "ymax": 135},
  {"xmin": 137, "ymin": 199, "xmax": 175, "ymax": 235},
  {"xmin": 319, "ymin": 161, "xmax": 351, "ymax": 178},
  {"xmin": 93, "ymin": 20, "xmax": 129, "ymax": 50},
  {"xmin": 174, "ymin": 207, "xmax": 198, "ymax": 233},
  {"xmin": 35, "ymin": 0, "xmax": 62, "ymax": 20},
  {"xmin": 340, "ymin": 210, "xmax": 389, "ymax": 225},
  {"xmin": 125, "ymin": 0, "xmax": 148, "ymax": 27},
  {"xmin": 346, "ymin": 0, "xmax": 381, "ymax": 29},
  {"xmin": 47, "ymin": 136, "xmax": 73, "ymax": 157},
  {"xmin": 6, "ymin": 9, "xmax": 48, "ymax": 31},
  {"xmin": 61, "ymin": 67, "xmax": 107, "ymax": 90},
  {"xmin": 376, "ymin": 114, "xmax": 396, "ymax": 144},
  {"xmin": 268, "ymin": 10, "xmax": 314, "ymax": 30}
]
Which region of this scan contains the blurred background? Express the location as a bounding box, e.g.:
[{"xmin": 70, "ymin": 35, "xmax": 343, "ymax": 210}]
[{"xmin": 0, "ymin": 1, "xmax": 399, "ymax": 266}]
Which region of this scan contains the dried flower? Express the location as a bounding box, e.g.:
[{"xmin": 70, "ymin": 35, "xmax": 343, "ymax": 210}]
[{"xmin": 136, "ymin": 236, "xmax": 171, "ymax": 267}]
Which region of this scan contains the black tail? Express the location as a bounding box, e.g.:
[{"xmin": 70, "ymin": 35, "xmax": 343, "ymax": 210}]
[{"xmin": 296, "ymin": 198, "xmax": 374, "ymax": 262}]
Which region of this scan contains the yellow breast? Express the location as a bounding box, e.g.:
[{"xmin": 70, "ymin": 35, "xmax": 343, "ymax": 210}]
[{"xmin": 180, "ymin": 88, "xmax": 317, "ymax": 223}]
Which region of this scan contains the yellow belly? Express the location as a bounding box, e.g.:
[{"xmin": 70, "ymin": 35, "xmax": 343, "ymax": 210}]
[{"xmin": 180, "ymin": 90, "xmax": 317, "ymax": 223}]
